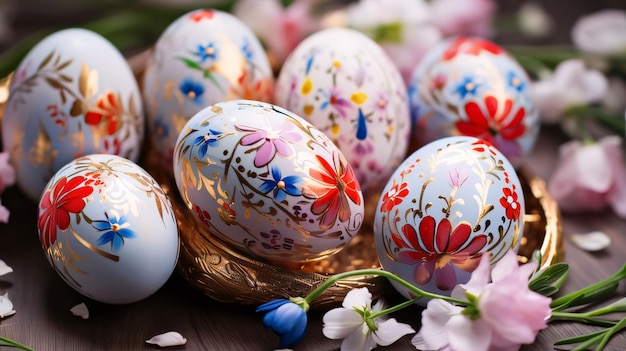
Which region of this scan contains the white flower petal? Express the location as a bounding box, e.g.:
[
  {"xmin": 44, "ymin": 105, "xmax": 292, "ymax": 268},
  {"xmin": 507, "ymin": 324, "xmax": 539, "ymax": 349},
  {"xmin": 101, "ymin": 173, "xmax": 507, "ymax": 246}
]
[
  {"xmin": 342, "ymin": 287, "xmax": 372, "ymax": 310},
  {"xmin": 70, "ymin": 303, "xmax": 89, "ymax": 320},
  {"xmin": 145, "ymin": 331, "xmax": 187, "ymax": 347},
  {"xmin": 571, "ymin": 231, "xmax": 611, "ymax": 252},
  {"xmin": 0, "ymin": 292, "xmax": 15, "ymax": 318},
  {"xmin": 372, "ymin": 318, "xmax": 415, "ymax": 346},
  {"xmin": 447, "ymin": 315, "xmax": 491, "ymax": 351},
  {"xmin": 322, "ymin": 308, "xmax": 362, "ymax": 339},
  {"xmin": 341, "ymin": 323, "xmax": 375, "ymax": 351},
  {"xmin": 0, "ymin": 259, "xmax": 13, "ymax": 276},
  {"xmin": 575, "ymin": 143, "xmax": 612, "ymax": 192},
  {"xmin": 572, "ymin": 9, "xmax": 626, "ymax": 54}
]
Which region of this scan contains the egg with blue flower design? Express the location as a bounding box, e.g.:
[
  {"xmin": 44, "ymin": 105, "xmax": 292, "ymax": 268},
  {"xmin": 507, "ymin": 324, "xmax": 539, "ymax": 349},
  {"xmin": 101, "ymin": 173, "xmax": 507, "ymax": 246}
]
[
  {"xmin": 37, "ymin": 154, "xmax": 179, "ymax": 304},
  {"xmin": 142, "ymin": 9, "xmax": 274, "ymax": 174},
  {"xmin": 173, "ymin": 100, "xmax": 365, "ymax": 263},
  {"xmin": 408, "ymin": 37, "xmax": 540, "ymax": 166}
]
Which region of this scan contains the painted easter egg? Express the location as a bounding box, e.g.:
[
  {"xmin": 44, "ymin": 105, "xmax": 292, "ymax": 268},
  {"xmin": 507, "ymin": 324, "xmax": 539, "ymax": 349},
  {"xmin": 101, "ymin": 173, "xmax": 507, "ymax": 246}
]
[
  {"xmin": 173, "ymin": 100, "xmax": 364, "ymax": 263},
  {"xmin": 37, "ymin": 154, "xmax": 179, "ymax": 304},
  {"xmin": 408, "ymin": 37, "xmax": 539, "ymax": 166},
  {"xmin": 2, "ymin": 28, "xmax": 144, "ymax": 200},
  {"xmin": 275, "ymin": 28, "xmax": 410, "ymax": 195},
  {"xmin": 374, "ymin": 136, "xmax": 524, "ymax": 303},
  {"xmin": 143, "ymin": 9, "xmax": 274, "ymax": 173}
]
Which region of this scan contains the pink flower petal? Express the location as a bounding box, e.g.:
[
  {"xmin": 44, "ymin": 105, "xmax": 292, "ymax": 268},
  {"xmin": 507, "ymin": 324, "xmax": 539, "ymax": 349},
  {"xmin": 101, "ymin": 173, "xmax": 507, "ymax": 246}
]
[
  {"xmin": 447, "ymin": 314, "xmax": 491, "ymax": 351},
  {"xmin": 254, "ymin": 140, "xmax": 276, "ymax": 167}
]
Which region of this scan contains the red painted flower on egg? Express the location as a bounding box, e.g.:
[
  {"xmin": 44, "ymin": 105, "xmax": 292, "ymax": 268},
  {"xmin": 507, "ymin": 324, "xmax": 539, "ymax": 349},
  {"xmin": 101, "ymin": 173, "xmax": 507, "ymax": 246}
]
[
  {"xmin": 303, "ymin": 153, "xmax": 361, "ymax": 231},
  {"xmin": 456, "ymin": 95, "xmax": 526, "ymax": 158},
  {"xmin": 85, "ymin": 92, "xmax": 123, "ymax": 135},
  {"xmin": 389, "ymin": 215, "xmax": 487, "ymax": 291},
  {"xmin": 38, "ymin": 176, "xmax": 94, "ymax": 250},
  {"xmin": 442, "ymin": 37, "xmax": 503, "ymax": 61},
  {"xmin": 500, "ymin": 186, "xmax": 521, "ymax": 221},
  {"xmin": 380, "ymin": 180, "xmax": 409, "ymax": 213}
]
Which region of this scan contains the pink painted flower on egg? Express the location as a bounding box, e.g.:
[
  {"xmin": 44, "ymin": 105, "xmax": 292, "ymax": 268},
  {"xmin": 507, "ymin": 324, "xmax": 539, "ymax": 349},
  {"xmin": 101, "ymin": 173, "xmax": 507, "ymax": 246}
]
[
  {"xmin": 389, "ymin": 216, "xmax": 487, "ymax": 291},
  {"xmin": 236, "ymin": 121, "xmax": 303, "ymax": 168}
]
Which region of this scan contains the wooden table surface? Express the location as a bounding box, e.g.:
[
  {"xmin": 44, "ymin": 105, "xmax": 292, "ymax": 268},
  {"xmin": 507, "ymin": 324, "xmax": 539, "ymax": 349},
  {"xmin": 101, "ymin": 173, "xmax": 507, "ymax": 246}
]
[{"xmin": 0, "ymin": 124, "xmax": 625, "ymax": 351}]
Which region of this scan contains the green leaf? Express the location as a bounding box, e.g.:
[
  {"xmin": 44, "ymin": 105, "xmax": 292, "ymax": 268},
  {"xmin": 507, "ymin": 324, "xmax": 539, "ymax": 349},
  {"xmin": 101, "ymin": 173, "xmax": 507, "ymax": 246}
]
[
  {"xmin": 597, "ymin": 317, "xmax": 626, "ymax": 350},
  {"xmin": 529, "ymin": 263, "xmax": 569, "ymax": 297},
  {"xmin": 554, "ymin": 329, "xmax": 606, "ymax": 345},
  {"xmin": 553, "ymin": 282, "xmax": 619, "ymax": 311},
  {"xmin": 177, "ymin": 57, "xmax": 203, "ymax": 71},
  {"xmin": 0, "ymin": 337, "xmax": 34, "ymax": 351}
]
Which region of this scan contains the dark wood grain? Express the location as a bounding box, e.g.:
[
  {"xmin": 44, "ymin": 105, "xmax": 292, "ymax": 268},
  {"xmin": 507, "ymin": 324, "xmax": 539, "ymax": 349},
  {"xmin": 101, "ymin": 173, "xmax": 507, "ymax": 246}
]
[{"xmin": 0, "ymin": 126, "xmax": 625, "ymax": 351}]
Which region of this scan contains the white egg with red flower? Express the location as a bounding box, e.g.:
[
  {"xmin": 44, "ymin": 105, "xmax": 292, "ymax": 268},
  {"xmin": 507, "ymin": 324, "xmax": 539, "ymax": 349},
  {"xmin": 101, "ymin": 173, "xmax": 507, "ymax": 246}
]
[
  {"xmin": 2, "ymin": 28, "xmax": 143, "ymax": 201},
  {"xmin": 374, "ymin": 136, "xmax": 524, "ymax": 304},
  {"xmin": 275, "ymin": 28, "xmax": 410, "ymax": 195},
  {"xmin": 143, "ymin": 9, "xmax": 274, "ymax": 174},
  {"xmin": 37, "ymin": 154, "xmax": 179, "ymax": 304},
  {"xmin": 173, "ymin": 100, "xmax": 364, "ymax": 263},
  {"xmin": 408, "ymin": 37, "xmax": 539, "ymax": 166}
]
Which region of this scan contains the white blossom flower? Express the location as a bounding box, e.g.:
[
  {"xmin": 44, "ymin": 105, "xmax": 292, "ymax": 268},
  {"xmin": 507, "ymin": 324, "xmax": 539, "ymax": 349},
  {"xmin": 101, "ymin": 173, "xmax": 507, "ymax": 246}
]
[
  {"xmin": 0, "ymin": 292, "xmax": 16, "ymax": 318},
  {"xmin": 517, "ymin": 2, "xmax": 553, "ymax": 38},
  {"xmin": 70, "ymin": 303, "xmax": 89, "ymax": 319},
  {"xmin": 322, "ymin": 287, "xmax": 415, "ymax": 350},
  {"xmin": 531, "ymin": 59, "xmax": 608, "ymax": 123},
  {"xmin": 572, "ymin": 9, "xmax": 626, "ymax": 55}
]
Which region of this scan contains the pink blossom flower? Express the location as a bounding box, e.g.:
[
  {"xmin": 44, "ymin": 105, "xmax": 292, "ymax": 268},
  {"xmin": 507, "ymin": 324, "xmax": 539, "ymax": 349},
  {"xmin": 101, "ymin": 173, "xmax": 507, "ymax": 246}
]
[
  {"xmin": 548, "ymin": 136, "xmax": 626, "ymax": 218},
  {"xmin": 571, "ymin": 9, "xmax": 626, "ymax": 55},
  {"xmin": 345, "ymin": 0, "xmax": 442, "ymax": 84},
  {"xmin": 232, "ymin": 0, "xmax": 321, "ymax": 67},
  {"xmin": 531, "ymin": 59, "xmax": 608, "ymax": 124},
  {"xmin": 0, "ymin": 202, "xmax": 9, "ymax": 223},
  {"xmin": 412, "ymin": 250, "xmax": 552, "ymax": 351},
  {"xmin": 429, "ymin": 0, "xmax": 496, "ymax": 38}
]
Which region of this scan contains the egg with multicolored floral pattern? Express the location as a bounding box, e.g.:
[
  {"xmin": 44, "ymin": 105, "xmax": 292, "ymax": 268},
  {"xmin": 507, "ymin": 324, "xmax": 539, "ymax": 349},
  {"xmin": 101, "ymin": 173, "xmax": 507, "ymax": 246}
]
[
  {"xmin": 2, "ymin": 28, "xmax": 144, "ymax": 201},
  {"xmin": 173, "ymin": 100, "xmax": 364, "ymax": 263},
  {"xmin": 143, "ymin": 9, "xmax": 274, "ymax": 174},
  {"xmin": 275, "ymin": 28, "xmax": 410, "ymax": 195},
  {"xmin": 408, "ymin": 37, "xmax": 539, "ymax": 166},
  {"xmin": 37, "ymin": 154, "xmax": 179, "ymax": 304},
  {"xmin": 374, "ymin": 136, "xmax": 524, "ymax": 304}
]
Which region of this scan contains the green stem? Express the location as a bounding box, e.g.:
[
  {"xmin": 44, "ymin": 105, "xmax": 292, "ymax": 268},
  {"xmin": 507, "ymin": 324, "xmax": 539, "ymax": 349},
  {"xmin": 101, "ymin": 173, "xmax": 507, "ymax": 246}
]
[
  {"xmin": 369, "ymin": 297, "xmax": 421, "ymax": 320},
  {"xmin": 551, "ymin": 264, "xmax": 626, "ymax": 309},
  {"xmin": 304, "ymin": 269, "xmax": 469, "ymax": 306},
  {"xmin": 549, "ymin": 311, "xmax": 619, "ymax": 328}
]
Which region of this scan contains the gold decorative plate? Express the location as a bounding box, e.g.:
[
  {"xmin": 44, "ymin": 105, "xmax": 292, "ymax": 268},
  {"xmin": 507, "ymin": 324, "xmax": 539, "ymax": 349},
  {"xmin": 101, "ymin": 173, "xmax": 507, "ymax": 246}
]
[{"xmin": 0, "ymin": 51, "xmax": 564, "ymax": 308}]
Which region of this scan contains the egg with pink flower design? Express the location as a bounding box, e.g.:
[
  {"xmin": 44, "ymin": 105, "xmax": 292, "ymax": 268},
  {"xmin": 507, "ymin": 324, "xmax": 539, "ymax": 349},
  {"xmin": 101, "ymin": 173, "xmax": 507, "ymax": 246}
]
[
  {"xmin": 374, "ymin": 136, "xmax": 524, "ymax": 304},
  {"xmin": 408, "ymin": 37, "xmax": 539, "ymax": 166},
  {"xmin": 173, "ymin": 100, "xmax": 364, "ymax": 263},
  {"xmin": 275, "ymin": 28, "xmax": 411, "ymax": 195}
]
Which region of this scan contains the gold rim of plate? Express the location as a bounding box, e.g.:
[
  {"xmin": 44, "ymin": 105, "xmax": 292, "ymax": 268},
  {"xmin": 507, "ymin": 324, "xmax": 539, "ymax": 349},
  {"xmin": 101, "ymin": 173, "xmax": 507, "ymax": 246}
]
[{"xmin": 0, "ymin": 51, "xmax": 564, "ymax": 308}]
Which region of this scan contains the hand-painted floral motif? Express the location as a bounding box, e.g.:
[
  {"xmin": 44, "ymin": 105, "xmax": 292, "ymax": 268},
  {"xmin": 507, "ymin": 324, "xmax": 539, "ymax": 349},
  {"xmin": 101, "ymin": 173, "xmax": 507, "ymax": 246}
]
[
  {"xmin": 408, "ymin": 37, "xmax": 539, "ymax": 166},
  {"xmin": 456, "ymin": 95, "xmax": 526, "ymax": 158},
  {"xmin": 173, "ymin": 100, "xmax": 364, "ymax": 262},
  {"xmin": 391, "ymin": 217, "xmax": 487, "ymax": 291},
  {"xmin": 375, "ymin": 136, "xmax": 524, "ymax": 298},
  {"xmin": 93, "ymin": 211, "xmax": 135, "ymax": 252},
  {"xmin": 38, "ymin": 176, "xmax": 93, "ymax": 250},
  {"xmin": 303, "ymin": 153, "xmax": 362, "ymax": 230}
]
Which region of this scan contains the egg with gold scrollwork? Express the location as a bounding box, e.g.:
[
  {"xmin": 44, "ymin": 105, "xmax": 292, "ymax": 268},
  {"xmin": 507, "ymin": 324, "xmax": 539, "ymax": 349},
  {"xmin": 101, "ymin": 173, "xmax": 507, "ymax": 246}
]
[
  {"xmin": 143, "ymin": 9, "xmax": 274, "ymax": 174},
  {"xmin": 2, "ymin": 28, "xmax": 144, "ymax": 201},
  {"xmin": 37, "ymin": 154, "xmax": 179, "ymax": 304},
  {"xmin": 374, "ymin": 136, "xmax": 524, "ymax": 304},
  {"xmin": 275, "ymin": 28, "xmax": 410, "ymax": 195},
  {"xmin": 173, "ymin": 100, "xmax": 364, "ymax": 263},
  {"xmin": 408, "ymin": 37, "xmax": 539, "ymax": 166}
]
